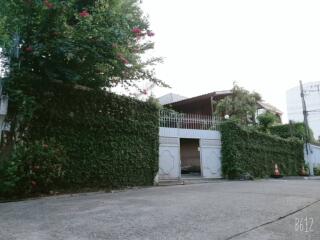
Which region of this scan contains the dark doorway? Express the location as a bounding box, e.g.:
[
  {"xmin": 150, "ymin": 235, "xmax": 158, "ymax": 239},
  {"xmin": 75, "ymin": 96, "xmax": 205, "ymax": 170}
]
[{"xmin": 180, "ymin": 138, "xmax": 201, "ymax": 176}]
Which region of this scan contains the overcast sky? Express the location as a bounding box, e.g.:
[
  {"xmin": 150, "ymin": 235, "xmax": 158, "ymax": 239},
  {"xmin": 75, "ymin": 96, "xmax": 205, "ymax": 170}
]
[{"xmin": 141, "ymin": 0, "xmax": 320, "ymax": 122}]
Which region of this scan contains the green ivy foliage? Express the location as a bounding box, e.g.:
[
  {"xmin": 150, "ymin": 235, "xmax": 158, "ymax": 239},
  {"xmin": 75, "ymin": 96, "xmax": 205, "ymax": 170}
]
[
  {"xmin": 1, "ymin": 84, "xmax": 159, "ymax": 198},
  {"xmin": 1, "ymin": 0, "xmax": 166, "ymax": 90},
  {"xmin": 215, "ymin": 83, "xmax": 261, "ymax": 125},
  {"xmin": 0, "ymin": 156, "xmax": 22, "ymax": 197},
  {"xmin": 256, "ymin": 112, "xmax": 279, "ymax": 132},
  {"xmin": 0, "ymin": 0, "xmax": 168, "ymax": 163},
  {"xmin": 0, "ymin": 139, "xmax": 68, "ymax": 198},
  {"xmin": 30, "ymin": 84, "xmax": 159, "ymax": 188},
  {"xmin": 269, "ymin": 123, "xmax": 315, "ymax": 142},
  {"xmin": 220, "ymin": 121, "xmax": 304, "ymax": 179}
]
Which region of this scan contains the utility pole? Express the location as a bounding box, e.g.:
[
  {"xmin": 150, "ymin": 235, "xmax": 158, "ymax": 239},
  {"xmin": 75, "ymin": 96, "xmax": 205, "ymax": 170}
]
[
  {"xmin": 299, "ymin": 80, "xmax": 313, "ymax": 175},
  {"xmin": 300, "ymin": 80, "xmax": 310, "ymax": 150}
]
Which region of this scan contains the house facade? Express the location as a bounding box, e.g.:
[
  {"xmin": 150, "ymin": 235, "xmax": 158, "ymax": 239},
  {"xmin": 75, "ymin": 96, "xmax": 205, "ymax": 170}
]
[
  {"xmin": 157, "ymin": 90, "xmax": 283, "ymax": 182},
  {"xmin": 159, "ymin": 110, "xmax": 221, "ymax": 181},
  {"xmin": 159, "ymin": 90, "xmax": 283, "ymax": 121}
]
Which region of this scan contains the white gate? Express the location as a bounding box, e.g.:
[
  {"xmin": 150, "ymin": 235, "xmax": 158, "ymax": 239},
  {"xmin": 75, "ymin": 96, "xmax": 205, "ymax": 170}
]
[
  {"xmin": 159, "ymin": 137, "xmax": 180, "ymax": 180},
  {"xmin": 159, "ymin": 127, "xmax": 222, "ymax": 180},
  {"xmin": 200, "ymin": 139, "xmax": 222, "ymax": 178}
]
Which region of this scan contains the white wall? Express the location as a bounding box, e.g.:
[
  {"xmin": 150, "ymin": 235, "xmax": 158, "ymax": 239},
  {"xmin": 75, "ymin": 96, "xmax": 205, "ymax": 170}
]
[
  {"xmin": 305, "ymin": 144, "xmax": 320, "ymax": 175},
  {"xmin": 159, "ymin": 127, "xmax": 221, "ymax": 140}
]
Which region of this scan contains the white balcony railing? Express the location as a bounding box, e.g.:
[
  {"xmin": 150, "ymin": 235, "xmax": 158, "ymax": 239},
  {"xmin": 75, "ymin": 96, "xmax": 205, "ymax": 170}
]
[{"xmin": 159, "ymin": 110, "xmax": 220, "ymax": 130}]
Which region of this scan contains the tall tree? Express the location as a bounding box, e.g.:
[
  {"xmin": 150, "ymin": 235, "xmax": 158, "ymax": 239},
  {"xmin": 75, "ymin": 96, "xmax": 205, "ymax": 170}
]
[
  {"xmin": 0, "ymin": 0, "xmax": 167, "ymax": 146},
  {"xmin": 256, "ymin": 111, "xmax": 279, "ymax": 132},
  {"xmin": 0, "ymin": 0, "xmax": 166, "ymax": 90},
  {"xmin": 215, "ymin": 84, "xmax": 261, "ymax": 125}
]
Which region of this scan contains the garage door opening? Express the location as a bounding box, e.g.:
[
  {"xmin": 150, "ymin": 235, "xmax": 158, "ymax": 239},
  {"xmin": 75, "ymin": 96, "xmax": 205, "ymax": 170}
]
[{"xmin": 180, "ymin": 138, "xmax": 201, "ymax": 177}]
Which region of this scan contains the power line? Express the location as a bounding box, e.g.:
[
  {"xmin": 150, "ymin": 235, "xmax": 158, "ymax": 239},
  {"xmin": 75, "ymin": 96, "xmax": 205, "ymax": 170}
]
[{"xmin": 307, "ymin": 109, "xmax": 320, "ymax": 113}]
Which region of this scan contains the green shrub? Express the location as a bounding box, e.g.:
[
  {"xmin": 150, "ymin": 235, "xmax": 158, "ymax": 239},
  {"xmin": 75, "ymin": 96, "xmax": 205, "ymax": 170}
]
[
  {"xmin": 270, "ymin": 123, "xmax": 314, "ymax": 142},
  {"xmin": 314, "ymin": 165, "xmax": 320, "ymax": 176},
  {"xmin": 0, "ymin": 156, "xmax": 22, "ymax": 197},
  {"xmin": 0, "ymin": 139, "xmax": 68, "ymax": 197},
  {"xmin": 257, "ymin": 112, "xmax": 279, "ymax": 132},
  {"xmin": 220, "ymin": 121, "xmax": 304, "ymax": 179}
]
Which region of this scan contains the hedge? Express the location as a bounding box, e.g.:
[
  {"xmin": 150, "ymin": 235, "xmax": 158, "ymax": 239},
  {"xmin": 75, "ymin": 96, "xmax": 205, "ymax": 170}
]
[
  {"xmin": 270, "ymin": 123, "xmax": 314, "ymax": 142},
  {"xmin": 220, "ymin": 121, "xmax": 304, "ymax": 179},
  {"xmin": 1, "ymin": 84, "xmax": 159, "ymax": 197}
]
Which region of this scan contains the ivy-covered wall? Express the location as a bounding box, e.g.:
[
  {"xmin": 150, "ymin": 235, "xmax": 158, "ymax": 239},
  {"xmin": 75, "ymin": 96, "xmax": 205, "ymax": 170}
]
[
  {"xmin": 269, "ymin": 123, "xmax": 314, "ymax": 142},
  {"xmin": 20, "ymin": 84, "xmax": 159, "ymax": 191},
  {"xmin": 37, "ymin": 85, "xmax": 157, "ymax": 188},
  {"xmin": 220, "ymin": 121, "xmax": 304, "ymax": 179}
]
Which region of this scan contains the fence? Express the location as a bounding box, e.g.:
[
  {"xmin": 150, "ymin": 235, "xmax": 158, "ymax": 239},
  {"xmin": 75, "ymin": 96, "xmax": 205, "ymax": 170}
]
[{"xmin": 159, "ymin": 110, "xmax": 220, "ymax": 130}]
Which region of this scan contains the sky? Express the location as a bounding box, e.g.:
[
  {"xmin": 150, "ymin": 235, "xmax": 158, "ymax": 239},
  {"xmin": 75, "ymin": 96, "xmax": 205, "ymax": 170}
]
[{"xmin": 141, "ymin": 0, "xmax": 320, "ymax": 123}]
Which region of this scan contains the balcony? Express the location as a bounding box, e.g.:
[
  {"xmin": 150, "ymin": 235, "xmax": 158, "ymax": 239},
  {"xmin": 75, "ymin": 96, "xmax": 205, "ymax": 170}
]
[{"xmin": 159, "ymin": 110, "xmax": 220, "ymax": 131}]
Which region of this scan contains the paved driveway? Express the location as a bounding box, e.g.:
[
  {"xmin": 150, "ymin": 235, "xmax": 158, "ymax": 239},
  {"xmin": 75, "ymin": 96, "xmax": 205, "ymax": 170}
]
[{"xmin": 0, "ymin": 180, "xmax": 320, "ymax": 240}]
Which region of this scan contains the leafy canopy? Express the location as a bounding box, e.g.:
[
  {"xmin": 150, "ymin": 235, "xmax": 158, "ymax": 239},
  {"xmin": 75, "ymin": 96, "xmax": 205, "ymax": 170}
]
[
  {"xmin": 215, "ymin": 83, "xmax": 261, "ymax": 125},
  {"xmin": 257, "ymin": 111, "xmax": 279, "ymax": 132},
  {"xmin": 0, "ymin": 0, "xmax": 166, "ymax": 90},
  {"xmin": 270, "ymin": 122, "xmax": 315, "ymax": 143}
]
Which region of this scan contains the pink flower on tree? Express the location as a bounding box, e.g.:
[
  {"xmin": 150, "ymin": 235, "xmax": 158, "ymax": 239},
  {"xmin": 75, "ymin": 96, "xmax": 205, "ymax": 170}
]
[
  {"xmin": 132, "ymin": 27, "xmax": 142, "ymax": 35},
  {"xmin": 79, "ymin": 10, "xmax": 90, "ymax": 17},
  {"xmin": 132, "ymin": 27, "xmax": 145, "ymax": 39},
  {"xmin": 44, "ymin": 0, "xmax": 54, "ymax": 9}
]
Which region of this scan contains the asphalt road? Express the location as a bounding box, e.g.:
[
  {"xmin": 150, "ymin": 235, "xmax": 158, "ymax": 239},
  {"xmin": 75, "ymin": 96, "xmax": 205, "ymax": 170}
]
[{"xmin": 0, "ymin": 180, "xmax": 320, "ymax": 240}]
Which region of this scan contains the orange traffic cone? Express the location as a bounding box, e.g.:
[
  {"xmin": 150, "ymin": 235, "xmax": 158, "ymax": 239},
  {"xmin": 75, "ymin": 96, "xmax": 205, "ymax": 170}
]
[
  {"xmin": 300, "ymin": 165, "xmax": 307, "ymax": 176},
  {"xmin": 274, "ymin": 164, "xmax": 280, "ymax": 176},
  {"xmin": 272, "ymin": 164, "xmax": 283, "ymax": 178}
]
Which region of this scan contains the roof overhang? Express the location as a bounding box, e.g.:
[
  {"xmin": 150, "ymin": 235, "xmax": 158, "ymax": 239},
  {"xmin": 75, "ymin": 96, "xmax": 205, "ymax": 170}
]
[{"xmin": 165, "ymin": 90, "xmax": 232, "ymax": 107}]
